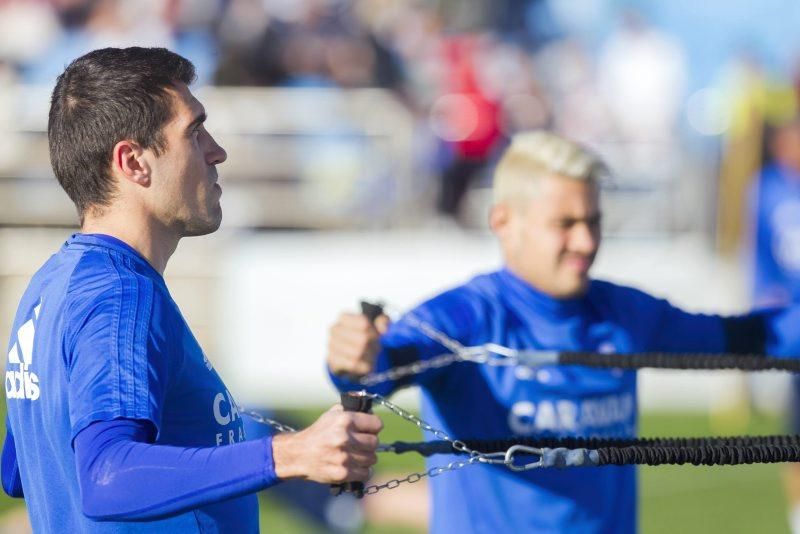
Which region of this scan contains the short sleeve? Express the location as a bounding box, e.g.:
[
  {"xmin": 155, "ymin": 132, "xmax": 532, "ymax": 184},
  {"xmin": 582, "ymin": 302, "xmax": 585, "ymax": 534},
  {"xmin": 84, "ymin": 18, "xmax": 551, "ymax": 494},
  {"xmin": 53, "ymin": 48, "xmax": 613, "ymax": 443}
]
[{"xmin": 64, "ymin": 266, "xmax": 171, "ymax": 441}]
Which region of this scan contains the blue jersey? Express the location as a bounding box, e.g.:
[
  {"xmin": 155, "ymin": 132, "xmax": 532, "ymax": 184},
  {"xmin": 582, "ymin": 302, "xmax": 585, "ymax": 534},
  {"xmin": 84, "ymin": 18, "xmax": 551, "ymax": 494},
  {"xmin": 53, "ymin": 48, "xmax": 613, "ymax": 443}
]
[
  {"xmin": 4, "ymin": 234, "xmax": 257, "ymax": 533},
  {"xmin": 751, "ymin": 163, "xmax": 800, "ymax": 306},
  {"xmin": 750, "ymin": 164, "xmax": 800, "ymax": 433},
  {"xmin": 332, "ymin": 268, "xmax": 729, "ymax": 534}
]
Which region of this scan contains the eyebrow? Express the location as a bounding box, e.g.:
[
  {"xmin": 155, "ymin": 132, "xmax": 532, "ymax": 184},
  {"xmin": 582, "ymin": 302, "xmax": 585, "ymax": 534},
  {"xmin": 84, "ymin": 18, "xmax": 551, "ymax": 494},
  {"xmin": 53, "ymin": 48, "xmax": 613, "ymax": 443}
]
[
  {"xmin": 185, "ymin": 111, "xmax": 207, "ymax": 132},
  {"xmin": 554, "ymin": 213, "xmax": 603, "ymax": 225}
]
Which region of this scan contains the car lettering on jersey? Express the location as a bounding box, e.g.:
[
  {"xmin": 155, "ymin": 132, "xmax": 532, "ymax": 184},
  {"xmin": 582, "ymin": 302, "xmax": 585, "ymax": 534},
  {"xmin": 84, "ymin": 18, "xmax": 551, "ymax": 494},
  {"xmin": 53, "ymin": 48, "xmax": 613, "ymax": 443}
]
[
  {"xmin": 213, "ymin": 389, "xmax": 246, "ymax": 445},
  {"xmin": 508, "ymin": 393, "xmax": 634, "ymax": 434},
  {"xmin": 6, "ymin": 301, "xmax": 41, "ymax": 401}
]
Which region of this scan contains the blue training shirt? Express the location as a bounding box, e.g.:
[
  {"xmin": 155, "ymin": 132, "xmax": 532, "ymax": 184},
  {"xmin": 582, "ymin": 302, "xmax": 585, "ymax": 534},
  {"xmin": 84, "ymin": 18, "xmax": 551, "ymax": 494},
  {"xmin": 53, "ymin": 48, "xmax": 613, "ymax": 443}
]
[
  {"xmin": 750, "ymin": 163, "xmax": 800, "ymax": 306},
  {"xmin": 331, "ymin": 268, "xmax": 736, "ymax": 534},
  {"xmin": 4, "ymin": 234, "xmax": 259, "ymax": 532}
]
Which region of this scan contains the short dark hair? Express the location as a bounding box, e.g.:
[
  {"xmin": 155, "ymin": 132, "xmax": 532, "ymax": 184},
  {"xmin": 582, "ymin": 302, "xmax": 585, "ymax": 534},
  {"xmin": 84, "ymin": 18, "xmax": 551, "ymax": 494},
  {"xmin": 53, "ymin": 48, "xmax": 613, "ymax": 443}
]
[{"xmin": 48, "ymin": 47, "xmax": 196, "ymax": 221}]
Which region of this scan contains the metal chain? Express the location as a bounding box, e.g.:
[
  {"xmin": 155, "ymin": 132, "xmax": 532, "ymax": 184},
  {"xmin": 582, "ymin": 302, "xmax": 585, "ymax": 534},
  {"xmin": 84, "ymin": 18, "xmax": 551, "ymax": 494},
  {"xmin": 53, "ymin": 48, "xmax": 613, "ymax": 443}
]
[
  {"xmin": 239, "ymin": 407, "xmax": 297, "ymax": 433},
  {"xmin": 358, "ymin": 351, "xmax": 464, "ymax": 386},
  {"xmin": 239, "ymin": 390, "xmax": 539, "ymax": 496},
  {"xmin": 238, "ymin": 307, "xmax": 554, "ymax": 495},
  {"xmin": 356, "ymin": 311, "xmax": 472, "ymax": 386},
  {"xmin": 400, "ymin": 313, "xmax": 467, "ymax": 354},
  {"xmin": 361, "ymin": 456, "xmax": 484, "ymax": 495},
  {"xmin": 358, "ymin": 312, "xmax": 558, "ymax": 387},
  {"xmin": 359, "ymin": 392, "xmax": 530, "ymax": 495}
]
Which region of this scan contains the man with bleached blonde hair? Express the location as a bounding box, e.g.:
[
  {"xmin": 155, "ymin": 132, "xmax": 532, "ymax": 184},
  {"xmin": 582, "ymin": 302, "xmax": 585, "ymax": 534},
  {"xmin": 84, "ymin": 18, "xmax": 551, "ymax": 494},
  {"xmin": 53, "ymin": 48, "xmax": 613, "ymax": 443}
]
[
  {"xmin": 326, "ymin": 130, "xmax": 795, "ymax": 533},
  {"xmin": 493, "ymin": 130, "xmax": 608, "ymax": 203},
  {"xmin": 489, "ymin": 130, "xmax": 608, "ymax": 300}
]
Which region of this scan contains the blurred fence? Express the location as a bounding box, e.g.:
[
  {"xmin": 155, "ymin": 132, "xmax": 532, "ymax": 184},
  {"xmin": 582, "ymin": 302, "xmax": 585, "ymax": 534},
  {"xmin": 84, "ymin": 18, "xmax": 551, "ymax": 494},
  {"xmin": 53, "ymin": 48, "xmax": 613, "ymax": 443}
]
[
  {"xmin": 0, "ymin": 82, "xmax": 775, "ymax": 414},
  {"xmin": 0, "ymin": 85, "xmax": 420, "ymax": 228}
]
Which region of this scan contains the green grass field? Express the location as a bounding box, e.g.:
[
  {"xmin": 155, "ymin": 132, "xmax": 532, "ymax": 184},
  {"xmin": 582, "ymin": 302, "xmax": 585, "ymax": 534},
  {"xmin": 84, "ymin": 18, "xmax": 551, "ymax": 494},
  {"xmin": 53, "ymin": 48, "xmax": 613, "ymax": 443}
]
[{"xmin": 0, "ymin": 404, "xmax": 791, "ymax": 533}]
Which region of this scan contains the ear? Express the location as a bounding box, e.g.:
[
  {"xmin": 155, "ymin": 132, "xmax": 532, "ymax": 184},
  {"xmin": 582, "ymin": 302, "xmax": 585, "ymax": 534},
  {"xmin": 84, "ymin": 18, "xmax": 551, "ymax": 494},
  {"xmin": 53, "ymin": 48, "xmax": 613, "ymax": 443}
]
[
  {"xmin": 489, "ymin": 203, "xmax": 511, "ymax": 237},
  {"xmin": 112, "ymin": 140, "xmax": 151, "ymax": 187}
]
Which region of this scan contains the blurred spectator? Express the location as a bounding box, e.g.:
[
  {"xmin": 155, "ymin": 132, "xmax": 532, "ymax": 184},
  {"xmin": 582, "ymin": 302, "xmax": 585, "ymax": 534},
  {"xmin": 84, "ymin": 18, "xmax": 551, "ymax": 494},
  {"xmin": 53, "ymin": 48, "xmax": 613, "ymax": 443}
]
[
  {"xmin": 0, "ymin": 0, "xmax": 61, "ymax": 72},
  {"xmin": 749, "ymin": 117, "xmax": 800, "ymax": 305},
  {"xmin": 23, "ymin": 0, "xmax": 175, "ymax": 84},
  {"xmin": 165, "ymin": 0, "xmax": 222, "ymax": 86},
  {"xmin": 745, "ymin": 115, "xmax": 800, "ymax": 534},
  {"xmin": 0, "ymin": 0, "xmax": 797, "ymax": 237},
  {"xmin": 215, "ymin": 0, "xmax": 403, "ymax": 90},
  {"xmin": 596, "ymin": 9, "xmax": 686, "ymax": 183},
  {"xmin": 431, "ymin": 34, "xmax": 503, "ymax": 219},
  {"xmin": 215, "ymin": 0, "xmax": 279, "ymax": 85},
  {"xmin": 598, "ymin": 10, "xmax": 686, "ymax": 144},
  {"xmin": 717, "ymin": 51, "xmax": 798, "ymax": 254},
  {"xmin": 535, "ymin": 36, "xmax": 609, "ymax": 146},
  {"xmin": 430, "ymin": 33, "xmax": 549, "ymax": 221}
]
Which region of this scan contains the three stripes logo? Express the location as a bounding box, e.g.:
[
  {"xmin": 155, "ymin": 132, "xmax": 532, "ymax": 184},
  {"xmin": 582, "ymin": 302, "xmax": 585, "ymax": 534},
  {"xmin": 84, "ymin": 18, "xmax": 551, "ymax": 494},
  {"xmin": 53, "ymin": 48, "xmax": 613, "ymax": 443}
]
[{"xmin": 6, "ymin": 300, "xmax": 41, "ymax": 401}]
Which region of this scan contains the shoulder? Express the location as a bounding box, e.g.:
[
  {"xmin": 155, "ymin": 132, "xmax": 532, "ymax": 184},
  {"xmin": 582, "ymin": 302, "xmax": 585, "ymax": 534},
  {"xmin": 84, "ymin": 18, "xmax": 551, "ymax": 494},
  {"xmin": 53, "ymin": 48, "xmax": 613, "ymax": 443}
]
[
  {"xmin": 588, "ymin": 279, "xmax": 668, "ymax": 316},
  {"xmin": 66, "ymin": 247, "xmax": 167, "ymax": 309},
  {"xmin": 417, "ymin": 272, "xmax": 499, "ymax": 314},
  {"xmin": 63, "ymin": 247, "xmax": 171, "ymax": 344},
  {"xmin": 404, "ymin": 271, "xmax": 504, "ymax": 339}
]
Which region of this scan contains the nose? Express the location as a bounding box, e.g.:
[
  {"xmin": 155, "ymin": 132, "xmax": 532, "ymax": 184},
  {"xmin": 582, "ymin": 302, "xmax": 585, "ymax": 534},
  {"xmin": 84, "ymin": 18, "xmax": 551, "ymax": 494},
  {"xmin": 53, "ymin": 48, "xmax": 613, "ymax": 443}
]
[
  {"xmin": 569, "ymin": 221, "xmax": 600, "ymax": 255},
  {"xmin": 206, "ymin": 132, "xmax": 227, "ymax": 166}
]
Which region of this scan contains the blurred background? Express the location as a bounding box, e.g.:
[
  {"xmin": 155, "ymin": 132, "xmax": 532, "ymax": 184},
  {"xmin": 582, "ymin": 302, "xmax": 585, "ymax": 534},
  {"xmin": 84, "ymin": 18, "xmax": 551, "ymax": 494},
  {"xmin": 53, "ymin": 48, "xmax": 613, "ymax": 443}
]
[{"xmin": 1, "ymin": 0, "xmax": 800, "ymax": 532}]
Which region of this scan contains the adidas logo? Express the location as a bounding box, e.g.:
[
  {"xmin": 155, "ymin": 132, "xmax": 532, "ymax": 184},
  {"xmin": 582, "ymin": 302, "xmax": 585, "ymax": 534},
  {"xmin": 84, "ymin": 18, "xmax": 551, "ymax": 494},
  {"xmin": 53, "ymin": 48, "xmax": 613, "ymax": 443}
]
[{"xmin": 6, "ymin": 300, "xmax": 41, "ymax": 401}]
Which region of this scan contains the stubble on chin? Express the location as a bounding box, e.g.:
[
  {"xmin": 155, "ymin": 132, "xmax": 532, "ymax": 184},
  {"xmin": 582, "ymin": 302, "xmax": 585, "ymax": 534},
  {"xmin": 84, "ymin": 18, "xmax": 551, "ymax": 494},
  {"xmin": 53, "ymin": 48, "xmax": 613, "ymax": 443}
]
[{"xmin": 180, "ymin": 210, "xmax": 222, "ymax": 237}]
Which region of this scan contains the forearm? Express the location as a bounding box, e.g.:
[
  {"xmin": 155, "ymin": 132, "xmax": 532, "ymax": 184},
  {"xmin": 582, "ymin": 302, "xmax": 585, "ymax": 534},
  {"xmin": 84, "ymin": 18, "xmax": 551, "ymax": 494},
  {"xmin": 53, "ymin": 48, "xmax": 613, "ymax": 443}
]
[{"xmin": 75, "ymin": 420, "xmax": 278, "ymax": 521}]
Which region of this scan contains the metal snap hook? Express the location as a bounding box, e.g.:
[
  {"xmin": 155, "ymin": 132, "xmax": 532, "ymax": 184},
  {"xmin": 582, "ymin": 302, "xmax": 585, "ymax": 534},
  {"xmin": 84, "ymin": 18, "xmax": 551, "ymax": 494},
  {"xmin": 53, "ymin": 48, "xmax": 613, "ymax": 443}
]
[{"xmin": 504, "ymin": 445, "xmax": 545, "ymax": 471}]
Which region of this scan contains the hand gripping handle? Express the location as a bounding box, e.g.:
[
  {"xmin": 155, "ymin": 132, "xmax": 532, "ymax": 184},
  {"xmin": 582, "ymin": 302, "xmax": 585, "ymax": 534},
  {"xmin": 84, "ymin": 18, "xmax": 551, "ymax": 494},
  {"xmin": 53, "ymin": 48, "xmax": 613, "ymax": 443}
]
[
  {"xmin": 330, "ymin": 301, "xmax": 382, "ymax": 498},
  {"xmin": 330, "ymin": 391, "xmax": 374, "ymax": 498},
  {"xmin": 360, "ymin": 301, "xmax": 384, "ymax": 323}
]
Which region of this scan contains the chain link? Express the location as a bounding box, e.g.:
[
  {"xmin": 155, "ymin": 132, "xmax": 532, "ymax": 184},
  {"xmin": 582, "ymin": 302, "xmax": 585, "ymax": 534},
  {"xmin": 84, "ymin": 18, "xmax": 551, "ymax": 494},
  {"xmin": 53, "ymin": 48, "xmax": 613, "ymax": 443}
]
[
  {"xmin": 240, "ymin": 390, "xmax": 540, "ymax": 497},
  {"xmin": 358, "ymin": 392, "xmax": 535, "ymax": 495},
  {"xmin": 400, "ymin": 313, "xmax": 466, "ymax": 353},
  {"xmin": 358, "ymin": 313, "xmax": 559, "ymax": 387},
  {"xmin": 239, "ymin": 308, "xmax": 553, "ymax": 495},
  {"xmin": 358, "ymin": 351, "xmax": 464, "ymax": 386},
  {"xmin": 361, "ymin": 456, "xmax": 483, "ymax": 495},
  {"xmin": 238, "ymin": 407, "xmax": 297, "ymax": 433}
]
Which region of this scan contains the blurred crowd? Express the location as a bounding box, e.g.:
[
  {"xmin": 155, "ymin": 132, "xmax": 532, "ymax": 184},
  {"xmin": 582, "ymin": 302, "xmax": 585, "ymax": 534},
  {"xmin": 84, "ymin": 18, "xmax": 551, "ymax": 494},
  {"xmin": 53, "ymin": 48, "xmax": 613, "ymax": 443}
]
[
  {"xmin": 4, "ymin": 1, "xmax": 800, "ymax": 531},
  {"xmin": 1, "ymin": 0, "xmax": 800, "ymax": 228}
]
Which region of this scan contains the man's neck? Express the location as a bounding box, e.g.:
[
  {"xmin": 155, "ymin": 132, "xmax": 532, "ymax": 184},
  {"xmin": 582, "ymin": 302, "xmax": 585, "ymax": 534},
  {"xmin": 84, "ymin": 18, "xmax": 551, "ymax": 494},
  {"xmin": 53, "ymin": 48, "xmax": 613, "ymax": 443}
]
[
  {"xmin": 502, "ymin": 265, "xmax": 590, "ymax": 301},
  {"xmin": 81, "ymin": 214, "xmax": 179, "ymax": 275}
]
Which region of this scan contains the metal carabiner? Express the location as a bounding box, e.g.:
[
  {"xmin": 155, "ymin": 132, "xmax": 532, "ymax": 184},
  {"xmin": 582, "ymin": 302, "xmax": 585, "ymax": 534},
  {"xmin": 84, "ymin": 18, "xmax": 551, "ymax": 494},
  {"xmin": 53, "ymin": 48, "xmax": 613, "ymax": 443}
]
[{"xmin": 504, "ymin": 445, "xmax": 545, "ymax": 471}]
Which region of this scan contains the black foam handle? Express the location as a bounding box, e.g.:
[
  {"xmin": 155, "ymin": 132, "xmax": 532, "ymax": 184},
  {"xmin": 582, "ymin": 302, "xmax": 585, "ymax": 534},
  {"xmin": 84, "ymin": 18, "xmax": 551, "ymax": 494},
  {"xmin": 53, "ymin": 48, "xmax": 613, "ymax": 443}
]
[
  {"xmin": 341, "ymin": 391, "xmax": 373, "ymax": 413},
  {"xmin": 360, "ymin": 301, "xmax": 384, "ymax": 323},
  {"xmin": 330, "ymin": 392, "xmax": 373, "ymax": 498}
]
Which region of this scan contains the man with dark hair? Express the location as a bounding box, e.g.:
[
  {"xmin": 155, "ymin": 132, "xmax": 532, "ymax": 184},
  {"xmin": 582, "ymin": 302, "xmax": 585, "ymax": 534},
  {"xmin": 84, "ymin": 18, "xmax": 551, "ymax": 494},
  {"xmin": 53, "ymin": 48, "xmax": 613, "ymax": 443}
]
[{"xmin": 2, "ymin": 47, "xmax": 382, "ymax": 532}]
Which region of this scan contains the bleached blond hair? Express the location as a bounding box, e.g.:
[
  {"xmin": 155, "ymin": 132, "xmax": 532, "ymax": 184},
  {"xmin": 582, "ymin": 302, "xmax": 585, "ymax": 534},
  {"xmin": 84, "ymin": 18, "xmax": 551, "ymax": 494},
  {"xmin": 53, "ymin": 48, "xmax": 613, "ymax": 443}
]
[{"xmin": 493, "ymin": 130, "xmax": 608, "ymax": 206}]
